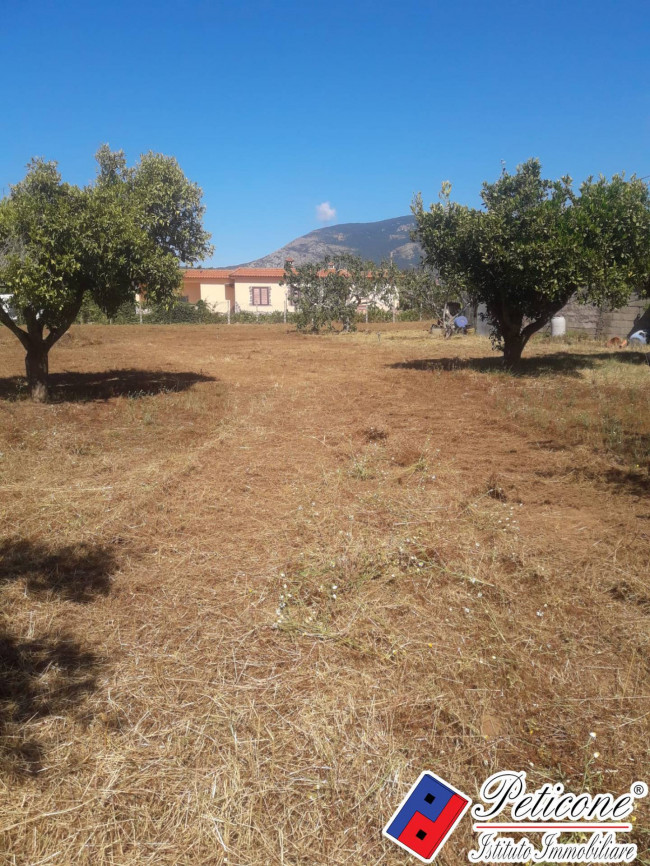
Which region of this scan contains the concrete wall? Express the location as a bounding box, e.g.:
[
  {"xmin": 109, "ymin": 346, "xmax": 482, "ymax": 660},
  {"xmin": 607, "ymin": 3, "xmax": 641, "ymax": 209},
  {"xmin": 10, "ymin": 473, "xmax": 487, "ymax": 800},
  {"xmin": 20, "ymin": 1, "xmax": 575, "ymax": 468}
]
[
  {"xmin": 474, "ymin": 295, "xmax": 649, "ymax": 340},
  {"xmin": 182, "ymin": 280, "xmax": 202, "ymax": 304},
  {"xmin": 200, "ymin": 282, "xmax": 234, "ymax": 313},
  {"xmin": 556, "ymin": 293, "xmax": 650, "ymax": 339}
]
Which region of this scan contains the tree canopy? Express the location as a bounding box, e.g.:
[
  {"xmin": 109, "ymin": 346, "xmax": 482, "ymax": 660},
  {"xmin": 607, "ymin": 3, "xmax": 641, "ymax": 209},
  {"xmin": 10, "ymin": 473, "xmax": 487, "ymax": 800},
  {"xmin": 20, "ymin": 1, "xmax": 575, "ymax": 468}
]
[
  {"xmin": 0, "ymin": 147, "xmax": 212, "ymax": 399},
  {"xmin": 412, "ymin": 160, "xmax": 650, "ymax": 362},
  {"xmin": 282, "ymin": 255, "xmax": 395, "ymax": 332},
  {"xmin": 394, "ymin": 264, "xmax": 465, "ymax": 321}
]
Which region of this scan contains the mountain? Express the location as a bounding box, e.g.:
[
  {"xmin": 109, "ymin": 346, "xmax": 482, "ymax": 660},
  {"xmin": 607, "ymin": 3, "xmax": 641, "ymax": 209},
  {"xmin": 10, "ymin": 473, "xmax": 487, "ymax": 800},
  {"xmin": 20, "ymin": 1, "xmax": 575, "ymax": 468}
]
[{"xmin": 236, "ymin": 215, "xmax": 422, "ymax": 269}]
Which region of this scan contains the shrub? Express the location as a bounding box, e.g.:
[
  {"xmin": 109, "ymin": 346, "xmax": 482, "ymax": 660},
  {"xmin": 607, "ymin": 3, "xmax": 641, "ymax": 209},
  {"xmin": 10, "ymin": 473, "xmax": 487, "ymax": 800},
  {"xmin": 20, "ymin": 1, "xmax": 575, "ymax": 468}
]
[{"xmin": 397, "ymin": 309, "xmax": 423, "ymax": 322}]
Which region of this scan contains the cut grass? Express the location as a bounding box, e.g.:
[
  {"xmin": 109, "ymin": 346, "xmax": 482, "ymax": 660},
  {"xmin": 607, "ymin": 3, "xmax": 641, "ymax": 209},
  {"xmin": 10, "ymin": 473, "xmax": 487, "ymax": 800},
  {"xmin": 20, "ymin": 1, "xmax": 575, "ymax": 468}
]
[{"xmin": 0, "ymin": 325, "xmax": 648, "ymax": 865}]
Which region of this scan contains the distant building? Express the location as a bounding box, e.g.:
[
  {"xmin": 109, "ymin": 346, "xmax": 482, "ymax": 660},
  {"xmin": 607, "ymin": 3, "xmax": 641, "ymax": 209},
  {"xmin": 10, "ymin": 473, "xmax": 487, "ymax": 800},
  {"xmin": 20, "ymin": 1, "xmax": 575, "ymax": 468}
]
[
  {"xmin": 182, "ymin": 268, "xmax": 291, "ymax": 315},
  {"xmin": 182, "ymin": 265, "xmax": 395, "ymax": 315}
]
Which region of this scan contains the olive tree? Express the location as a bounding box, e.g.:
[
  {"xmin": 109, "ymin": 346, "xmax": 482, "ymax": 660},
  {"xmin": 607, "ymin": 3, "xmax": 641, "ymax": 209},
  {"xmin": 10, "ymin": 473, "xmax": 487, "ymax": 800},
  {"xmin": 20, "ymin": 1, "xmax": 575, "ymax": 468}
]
[
  {"xmin": 395, "ymin": 264, "xmax": 466, "ymax": 322},
  {"xmin": 0, "ymin": 147, "xmax": 212, "ymax": 400},
  {"xmin": 413, "ymin": 161, "xmax": 650, "ymax": 363},
  {"xmin": 283, "ymin": 255, "xmax": 393, "ymax": 332}
]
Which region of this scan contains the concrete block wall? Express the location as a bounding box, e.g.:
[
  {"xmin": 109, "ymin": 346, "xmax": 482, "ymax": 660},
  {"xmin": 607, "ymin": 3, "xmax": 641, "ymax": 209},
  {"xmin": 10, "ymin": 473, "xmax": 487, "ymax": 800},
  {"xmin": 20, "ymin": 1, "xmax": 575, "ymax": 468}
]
[
  {"xmin": 555, "ymin": 293, "xmax": 650, "ymax": 339},
  {"xmin": 474, "ymin": 294, "xmax": 649, "ymax": 340}
]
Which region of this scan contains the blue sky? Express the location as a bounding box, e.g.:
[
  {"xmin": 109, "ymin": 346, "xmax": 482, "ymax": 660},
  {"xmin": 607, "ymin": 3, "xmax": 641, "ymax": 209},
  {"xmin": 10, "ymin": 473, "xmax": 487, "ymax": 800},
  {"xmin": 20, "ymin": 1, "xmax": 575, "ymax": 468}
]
[{"xmin": 3, "ymin": 0, "xmax": 649, "ymax": 265}]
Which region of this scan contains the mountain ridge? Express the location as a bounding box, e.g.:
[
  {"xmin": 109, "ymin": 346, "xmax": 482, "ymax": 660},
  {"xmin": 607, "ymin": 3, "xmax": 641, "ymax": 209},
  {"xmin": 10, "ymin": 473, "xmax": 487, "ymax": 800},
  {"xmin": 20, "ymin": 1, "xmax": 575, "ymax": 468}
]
[{"xmin": 230, "ymin": 215, "xmax": 422, "ymax": 269}]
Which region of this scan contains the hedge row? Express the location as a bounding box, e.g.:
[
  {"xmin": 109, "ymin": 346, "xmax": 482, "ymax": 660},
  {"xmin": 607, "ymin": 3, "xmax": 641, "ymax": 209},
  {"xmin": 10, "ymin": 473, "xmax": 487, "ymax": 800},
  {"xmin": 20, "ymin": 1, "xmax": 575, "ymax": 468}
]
[{"xmin": 76, "ymin": 299, "xmax": 428, "ymax": 325}]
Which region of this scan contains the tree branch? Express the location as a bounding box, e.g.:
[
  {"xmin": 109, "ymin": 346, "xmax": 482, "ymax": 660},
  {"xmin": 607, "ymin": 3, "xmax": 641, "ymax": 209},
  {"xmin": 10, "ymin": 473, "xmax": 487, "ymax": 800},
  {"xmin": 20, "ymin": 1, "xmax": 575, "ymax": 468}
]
[
  {"xmin": 521, "ymin": 303, "xmax": 567, "ymax": 342},
  {"xmin": 0, "ymin": 303, "xmax": 31, "ymax": 351},
  {"xmin": 44, "ymin": 298, "xmax": 83, "ymax": 349}
]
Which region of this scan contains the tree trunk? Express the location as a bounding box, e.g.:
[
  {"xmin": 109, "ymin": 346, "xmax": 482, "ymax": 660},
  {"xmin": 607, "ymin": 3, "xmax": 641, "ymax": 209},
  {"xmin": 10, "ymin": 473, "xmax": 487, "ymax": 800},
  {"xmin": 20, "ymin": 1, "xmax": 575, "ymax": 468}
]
[
  {"xmin": 502, "ymin": 332, "xmax": 526, "ymax": 366},
  {"xmin": 25, "ymin": 344, "xmax": 49, "ymax": 402}
]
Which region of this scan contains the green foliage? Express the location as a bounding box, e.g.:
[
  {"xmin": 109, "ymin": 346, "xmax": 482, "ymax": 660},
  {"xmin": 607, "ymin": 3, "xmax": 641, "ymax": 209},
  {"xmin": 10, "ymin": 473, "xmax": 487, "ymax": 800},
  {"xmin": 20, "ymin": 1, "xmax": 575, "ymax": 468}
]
[
  {"xmin": 282, "ymin": 255, "xmax": 396, "ymax": 332},
  {"xmin": 395, "ymin": 265, "xmax": 461, "ymax": 318},
  {"xmin": 77, "ymin": 295, "xmax": 109, "ymax": 324},
  {"xmin": 356, "ymin": 306, "xmax": 394, "ymax": 323},
  {"xmin": 147, "ymin": 301, "xmax": 205, "ymax": 324},
  {"xmin": 0, "ymin": 147, "xmax": 213, "ymax": 398},
  {"xmin": 396, "ymin": 308, "xmax": 423, "ymax": 322},
  {"xmin": 73, "ymin": 299, "xmax": 301, "ymax": 326},
  {"xmin": 413, "ymin": 159, "xmax": 650, "ymax": 362}
]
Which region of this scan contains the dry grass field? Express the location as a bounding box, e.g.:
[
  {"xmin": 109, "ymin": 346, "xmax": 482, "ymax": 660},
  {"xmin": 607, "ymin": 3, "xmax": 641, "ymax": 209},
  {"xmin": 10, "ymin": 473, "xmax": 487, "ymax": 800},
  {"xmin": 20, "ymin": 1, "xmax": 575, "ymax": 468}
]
[{"xmin": 0, "ymin": 323, "xmax": 649, "ymax": 865}]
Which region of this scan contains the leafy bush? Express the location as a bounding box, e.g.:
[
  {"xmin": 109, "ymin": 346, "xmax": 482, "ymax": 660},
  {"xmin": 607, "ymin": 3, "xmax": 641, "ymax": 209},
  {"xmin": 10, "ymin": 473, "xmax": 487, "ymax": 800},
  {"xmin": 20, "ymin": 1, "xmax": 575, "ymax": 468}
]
[
  {"xmin": 72, "ymin": 299, "xmax": 305, "ymax": 326},
  {"xmin": 355, "ymin": 307, "xmax": 394, "ymax": 323},
  {"xmin": 397, "ymin": 309, "xmax": 422, "ymax": 322}
]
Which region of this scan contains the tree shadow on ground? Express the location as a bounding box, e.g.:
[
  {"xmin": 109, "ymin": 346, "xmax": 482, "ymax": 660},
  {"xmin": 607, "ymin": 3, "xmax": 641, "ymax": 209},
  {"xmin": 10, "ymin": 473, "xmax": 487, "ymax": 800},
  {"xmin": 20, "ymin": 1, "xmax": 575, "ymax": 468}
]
[
  {"xmin": 389, "ymin": 350, "xmax": 650, "ymax": 378},
  {"xmin": 0, "ymin": 369, "xmax": 217, "ymax": 402},
  {"xmin": 0, "ymin": 539, "xmax": 113, "ymax": 777},
  {"xmin": 596, "ymin": 466, "xmax": 650, "ymax": 498},
  {"xmin": 0, "ymin": 538, "xmax": 116, "ymax": 603}
]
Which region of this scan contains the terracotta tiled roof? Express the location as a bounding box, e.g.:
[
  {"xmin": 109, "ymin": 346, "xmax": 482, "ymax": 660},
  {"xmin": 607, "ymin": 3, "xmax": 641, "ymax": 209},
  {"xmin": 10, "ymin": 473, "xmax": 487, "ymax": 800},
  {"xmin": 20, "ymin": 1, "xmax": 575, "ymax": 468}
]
[
  {"xmin": 184, "ymin": 267, "xmax": 287, "ymax": 281},
  {"xmin": 229, "ymin": 268, "xmax": 286, "ymax": 278},
  {"xmin": 184, "ymin": 269, "xmax": 233, "ymax": 279}
]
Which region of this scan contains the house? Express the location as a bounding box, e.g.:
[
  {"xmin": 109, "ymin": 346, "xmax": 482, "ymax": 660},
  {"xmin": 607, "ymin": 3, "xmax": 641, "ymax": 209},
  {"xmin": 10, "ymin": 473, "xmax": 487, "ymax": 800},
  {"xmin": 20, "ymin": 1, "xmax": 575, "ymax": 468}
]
[
  {"xmin": 181, "ymin": 264, "xmax": 397, "ymax": 316},
  {"xmin": 182, "ymin": 268, "xmax": 292, "ymax": 315}
]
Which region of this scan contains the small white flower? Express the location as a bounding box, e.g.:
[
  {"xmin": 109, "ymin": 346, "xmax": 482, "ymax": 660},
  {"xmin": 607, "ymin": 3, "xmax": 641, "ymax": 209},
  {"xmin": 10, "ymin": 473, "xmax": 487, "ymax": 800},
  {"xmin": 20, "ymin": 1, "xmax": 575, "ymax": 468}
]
[{"xmin": 590, "ymin": 732, "xmax": 597, "ymax": 739}]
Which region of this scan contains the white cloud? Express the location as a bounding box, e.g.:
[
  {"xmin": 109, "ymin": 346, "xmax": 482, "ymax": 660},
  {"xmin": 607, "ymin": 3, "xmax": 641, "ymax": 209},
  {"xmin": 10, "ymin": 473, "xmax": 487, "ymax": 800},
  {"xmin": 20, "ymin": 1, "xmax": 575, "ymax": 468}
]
[{"xmin": 315, "ymin": 201, "xmax": 336, "ymax": 223}]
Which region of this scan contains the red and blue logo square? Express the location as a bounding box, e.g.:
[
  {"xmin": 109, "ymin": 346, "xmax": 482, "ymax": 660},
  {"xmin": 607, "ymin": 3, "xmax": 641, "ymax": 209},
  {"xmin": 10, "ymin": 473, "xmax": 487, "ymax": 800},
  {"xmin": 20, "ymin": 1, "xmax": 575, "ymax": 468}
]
[{"xmin": 383, "ymin": 770, "xmax": 471, "ymax": 862}]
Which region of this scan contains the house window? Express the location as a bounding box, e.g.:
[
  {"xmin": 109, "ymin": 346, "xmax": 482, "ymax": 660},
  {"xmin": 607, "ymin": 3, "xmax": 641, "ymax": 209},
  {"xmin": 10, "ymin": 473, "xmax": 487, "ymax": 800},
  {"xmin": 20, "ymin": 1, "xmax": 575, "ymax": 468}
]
[{"xmin": 250, "ymin": 286, "xmax": 271, "ymax": 306}]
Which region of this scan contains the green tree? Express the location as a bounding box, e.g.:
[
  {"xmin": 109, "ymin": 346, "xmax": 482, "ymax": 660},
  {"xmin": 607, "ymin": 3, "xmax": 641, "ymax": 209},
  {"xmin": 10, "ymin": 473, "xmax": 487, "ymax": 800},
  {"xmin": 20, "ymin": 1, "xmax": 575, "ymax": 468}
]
[
  {"xmin": 412, "ymin": 160, "xmax": 650, "ymax": 363},
  {"xmin": 283, "ymin": 255, "xmax": 392, "ymax": 332},
  {"xmin": 395, "ymin": 264, "xmax": 464, "ymax": 321},
  {"xmin": 0, "ymin": 147, "xmax": 212, "ymax": 400}
]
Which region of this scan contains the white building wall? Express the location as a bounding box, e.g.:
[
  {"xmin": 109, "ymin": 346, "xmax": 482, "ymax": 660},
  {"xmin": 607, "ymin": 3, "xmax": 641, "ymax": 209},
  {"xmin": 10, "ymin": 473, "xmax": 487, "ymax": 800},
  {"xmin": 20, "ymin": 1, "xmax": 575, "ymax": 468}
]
[{"xmin": 200, "ymin": 282, "xmax": 230, "ymax": 313}]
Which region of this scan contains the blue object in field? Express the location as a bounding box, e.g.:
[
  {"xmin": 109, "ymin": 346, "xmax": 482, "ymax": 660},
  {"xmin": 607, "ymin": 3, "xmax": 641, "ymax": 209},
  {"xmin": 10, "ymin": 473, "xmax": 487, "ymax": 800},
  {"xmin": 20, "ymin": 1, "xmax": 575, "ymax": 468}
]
[
  {"xmin": 629, "ymin": 330, "xmax": 648, "ymax": 345},
  {"xmin": 454, "ymin": 316, "xmax": 468, "ymax": 329}
]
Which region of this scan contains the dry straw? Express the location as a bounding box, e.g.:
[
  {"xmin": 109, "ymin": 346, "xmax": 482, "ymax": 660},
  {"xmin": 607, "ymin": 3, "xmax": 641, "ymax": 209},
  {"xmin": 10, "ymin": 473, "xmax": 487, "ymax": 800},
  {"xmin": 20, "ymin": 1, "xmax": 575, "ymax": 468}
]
[{"xmin": 0, "ymin": 324, "xmax": 648, "ymax": 864}]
